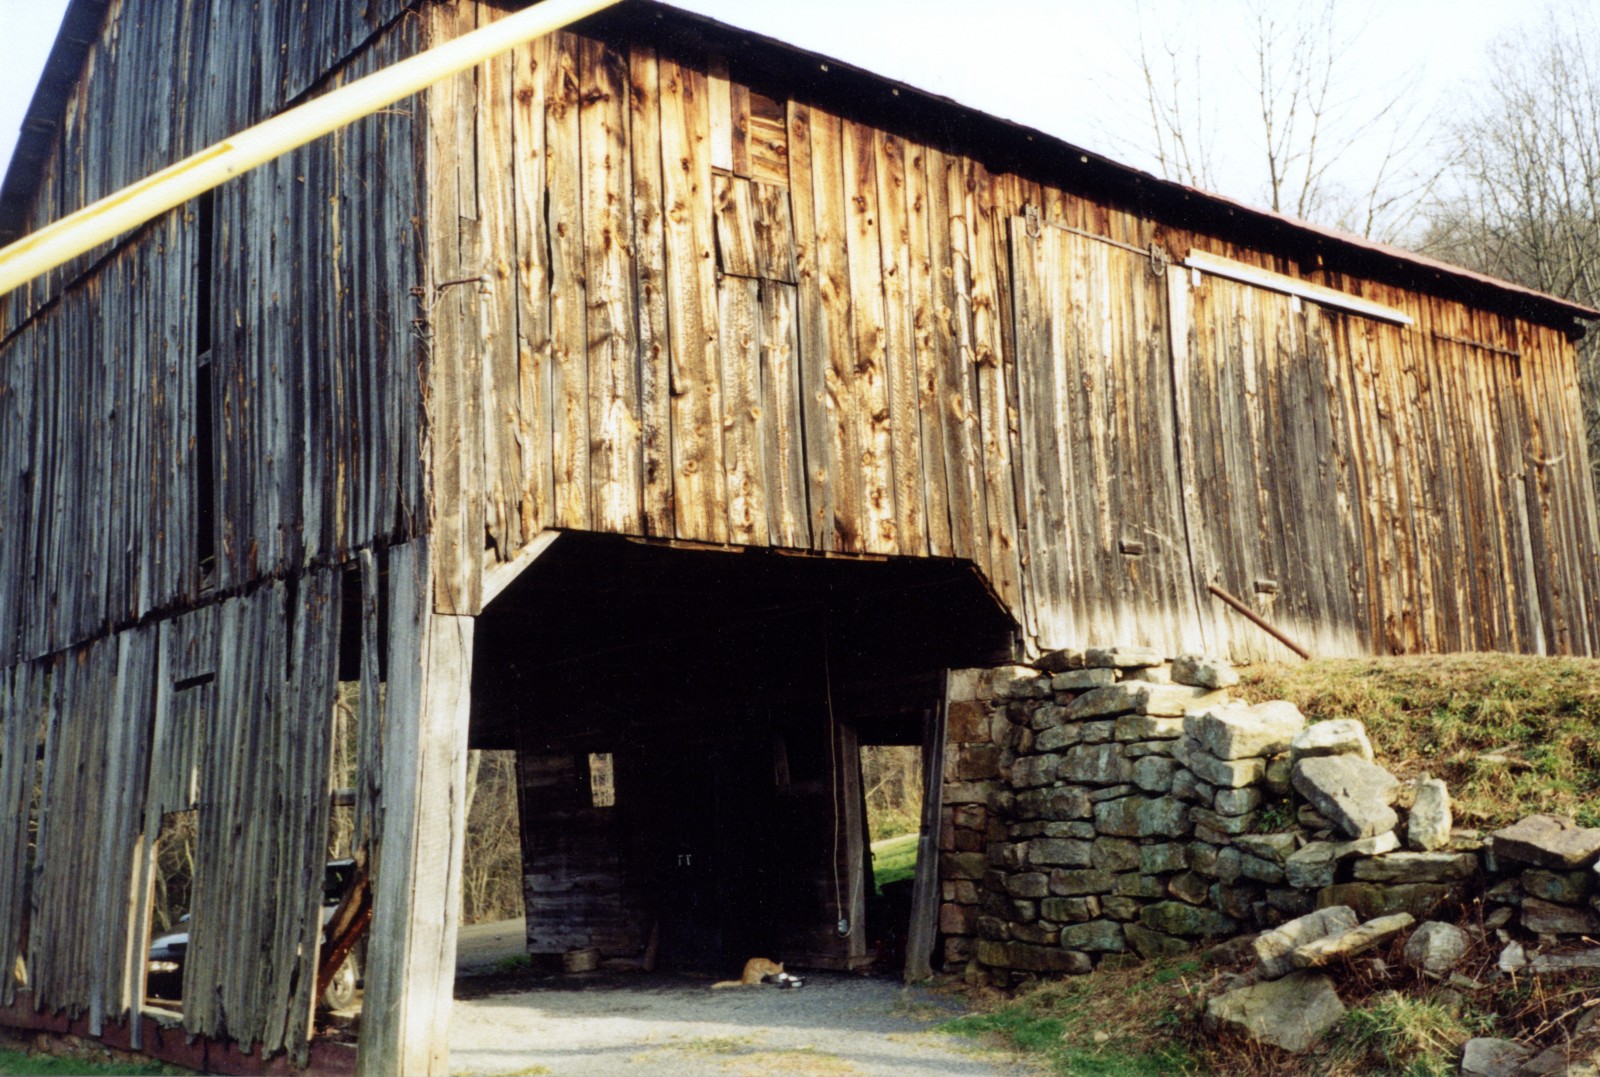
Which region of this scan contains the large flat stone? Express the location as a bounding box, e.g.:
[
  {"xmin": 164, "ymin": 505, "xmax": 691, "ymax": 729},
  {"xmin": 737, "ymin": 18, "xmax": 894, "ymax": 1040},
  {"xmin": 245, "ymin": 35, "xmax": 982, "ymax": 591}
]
[
  {"xmin": 1285, "ymin": 832, "xmax": 1401, "ymax": 889},
  {"xmin": 985, "ymin": 666, "xmax": 1050, "ymax": 700},
  {"xmin": 1140, "ymin": 901, "xmax": 1238, "ymax": 937},
  {"xmin": 1290, "ymin": 912, "xmax": 1414, "ymax": 968},
  {"xmin": 1459, "ymin": 1038, "xmax": 1536, "ymax": 1077},
  {"xmin": 1058, "ymin": 743, "xmax": 1133, "ymax": 784},
  {"xmin": 1316, "ymin": 882, "xmax": 1452, "ymax": 920},
  {"xmin": 1176, "ymin": 737, "xmax": 1267, "ymax": 788},
  {"xmin": 1171, "ymin": 653, "xmax": 1240, "ymax": 690},
  {"xmin": 1203, "ymin": 972, "xmax": 1345, "ymax": 1053},
  {"xmin": 1491, "ymin": 814, "xmax": 1600, "ymax": 870},
  {"xmin": 1289, "ymin": 718, "xmax": 1374, "ymax": 762},
  {"xmin": 1050, "ymin": 668, "xmax": 1116, "ymax": 691},
  {"xmin": 1084, "ymin": 645, "xmax": 1164, "ymax": 669},
  {"xmin": 1093, "ymin": 795, "xmax": 1191, "ymax": 839},
  {"xmin": 1064, "ymin": 683, "xmax": 1151, "ymax": 719},
  {"xmin": 1252, "ymin": 905, "xmax": 1360, "ymax": 980},
  {"xmin": 1187, "ymin": 700, "xmax": 1307, "ymax": 760},
  {"xmin": 1529, "ymin": 948, "xmax": 1600, "ymax": 973},
  {"xmin": 1140, "ymin": 684, "xmax": 1230, "ymax": 717},
  {"xmin": 1125, "ymin": 922, "xmax": 1192, "ymax": 958},
  {"xmin": 1009, "ymin": 754, "xmax": 1060, "ymax": 788},
  {"xmin": 1025, "ymin": 839, "xmax": 1094, "ymax": 868},
  {"xmin": 1520, "ymin": 896, "xmax": 1600, "ymax": 936},
  {"xmin": 1292, "ymin": 755, "xmax": 1400, "ymax": 838},
  {"xmin": 1350, "ymin": 851, "xmax": 1479, "ymax": 884},
  {"xmin": 976, "ymin": 939, "xmax": 1092, "ymax": 974},
  {"xmin": 1058, "ymin": 920, "xmax": 1126, "ymax": 952}
]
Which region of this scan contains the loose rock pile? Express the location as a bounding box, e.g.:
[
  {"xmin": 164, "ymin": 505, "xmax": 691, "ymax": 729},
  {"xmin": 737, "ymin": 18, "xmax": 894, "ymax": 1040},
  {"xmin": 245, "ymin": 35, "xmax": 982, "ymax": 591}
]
[{"xmin": 938, "ymin": 645, "xmax": 1600, "ymax": 1065}]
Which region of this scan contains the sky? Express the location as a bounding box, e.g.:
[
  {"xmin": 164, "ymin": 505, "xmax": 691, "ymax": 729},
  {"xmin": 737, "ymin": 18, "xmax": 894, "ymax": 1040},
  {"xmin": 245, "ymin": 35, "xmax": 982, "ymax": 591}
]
[{"xmin": 0, "ymin": 0, "xmax": 1544, "ymax": 238}]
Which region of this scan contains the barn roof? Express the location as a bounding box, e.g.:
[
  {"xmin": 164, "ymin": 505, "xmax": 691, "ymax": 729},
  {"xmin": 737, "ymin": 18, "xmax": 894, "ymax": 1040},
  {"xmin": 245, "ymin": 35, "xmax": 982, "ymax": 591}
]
[{"xmin": 3, "ymin": 0, "xmax": 1595, "ymax": 327}]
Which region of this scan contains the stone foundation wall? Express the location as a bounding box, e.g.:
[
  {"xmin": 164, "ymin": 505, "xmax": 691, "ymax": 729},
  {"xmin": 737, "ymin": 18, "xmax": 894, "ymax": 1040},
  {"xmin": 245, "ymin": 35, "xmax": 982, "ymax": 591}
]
[{"xmin": 937, "ymin": 646, "xmax": 1600, "ymax": 993}]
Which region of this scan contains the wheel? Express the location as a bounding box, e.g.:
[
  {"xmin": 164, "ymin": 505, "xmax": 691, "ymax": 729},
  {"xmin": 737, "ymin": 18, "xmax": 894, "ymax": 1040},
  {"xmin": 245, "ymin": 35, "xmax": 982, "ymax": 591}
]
[{"xmin": 320, "ymin": 954, "xmax": 358, "ymax": 1012}]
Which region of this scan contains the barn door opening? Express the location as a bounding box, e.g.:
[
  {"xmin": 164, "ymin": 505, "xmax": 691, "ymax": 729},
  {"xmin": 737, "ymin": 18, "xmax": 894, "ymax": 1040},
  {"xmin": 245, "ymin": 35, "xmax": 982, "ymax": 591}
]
[
  {"xmin": 470, "ymin": 532, "xmax": 1016, "ymax": 981},
  {"xmin": 840, "ymin": 671, "xmax": 947, "ymax": 981}
]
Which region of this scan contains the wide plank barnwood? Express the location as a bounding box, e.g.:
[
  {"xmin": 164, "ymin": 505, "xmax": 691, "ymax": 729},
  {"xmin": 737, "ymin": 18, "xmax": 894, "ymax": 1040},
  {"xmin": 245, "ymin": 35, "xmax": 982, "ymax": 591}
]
[{"xmin": 358, "ymin": 539, "xmax": 474, "ymax": 1077}]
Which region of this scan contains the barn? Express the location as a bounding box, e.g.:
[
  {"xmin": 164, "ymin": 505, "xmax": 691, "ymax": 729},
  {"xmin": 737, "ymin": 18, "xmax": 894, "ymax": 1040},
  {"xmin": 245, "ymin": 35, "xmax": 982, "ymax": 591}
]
[{"xmin": 0, "ymin": 0, "xmax": 1597, "ymax": 1073}]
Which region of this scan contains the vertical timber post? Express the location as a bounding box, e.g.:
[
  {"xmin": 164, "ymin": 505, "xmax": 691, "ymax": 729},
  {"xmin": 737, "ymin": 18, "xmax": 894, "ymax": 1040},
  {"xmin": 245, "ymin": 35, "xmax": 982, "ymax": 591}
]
[
  {"xmin": 903, "ymin": 670, "xmax": 949, "ymax": 981},
  {"xmin": 358, "ymin": 539, "xmax": 474, "ymax": 1077}
]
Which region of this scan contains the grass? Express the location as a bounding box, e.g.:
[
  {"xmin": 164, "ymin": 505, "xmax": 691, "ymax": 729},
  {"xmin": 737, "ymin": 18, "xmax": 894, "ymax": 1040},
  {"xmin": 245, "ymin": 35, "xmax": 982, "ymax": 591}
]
[
  {"xmin": 1239, "ymin": 653, "xmax": 1600, "ymax": 827},
  {"xmin": 941, "ymin": 958, "xmax": 1202, "ymax": 1075},
  {"xmin": 870, "ymin": 833, "xmax": 919, "ymax": 892},
  {"xmin": 491, "ymin": 953, "xmax": 533, "ymax": 975},
  {"xmin": 0, "ymin": 1049, "xmax": 186, "ymax": 1075},
  {"xmin": 1321, "ymin": 992, "xmax": 1481, "ymax": 1077}
]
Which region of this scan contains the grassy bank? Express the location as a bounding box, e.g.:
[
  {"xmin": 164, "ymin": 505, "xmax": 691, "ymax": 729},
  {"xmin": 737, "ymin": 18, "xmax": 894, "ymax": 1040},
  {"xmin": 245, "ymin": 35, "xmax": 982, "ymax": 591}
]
[{"xmin": 1239, "ymin": 653, "xmax": 1600, "ymax": 828}]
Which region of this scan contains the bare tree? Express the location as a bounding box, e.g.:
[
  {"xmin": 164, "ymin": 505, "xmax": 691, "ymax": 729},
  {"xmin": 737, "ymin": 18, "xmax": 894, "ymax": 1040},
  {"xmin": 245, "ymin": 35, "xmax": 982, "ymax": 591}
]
[
  {"xmin": 1125, "ymin": 0, "xmax": 1442, "ymax": 242},
  {"xmin": 1421, "ymin": 8, "xmax": 1600, "ymax": 501}
]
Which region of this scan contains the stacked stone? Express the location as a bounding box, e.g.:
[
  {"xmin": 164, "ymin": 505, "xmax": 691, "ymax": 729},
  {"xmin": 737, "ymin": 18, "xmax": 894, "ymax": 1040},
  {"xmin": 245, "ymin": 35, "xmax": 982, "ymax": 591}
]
[
  {"xmin": 1485, "ymin": 814, "xmax": 1600, "ymax": 976},
  {"xmin": 936, "ymin": 667, "xmax": 1019, "ymax": 970},
  {"xmin": 960, "ymin": 645, "xmax": 1243, "ymax": 984},
  {"xmin": 1166, "ymin": 697, "xmax": 1309, "ymax": 941},
  {"xmin": 1275, "ymin": 721, "xmax": 1484, "ymax": 922}
]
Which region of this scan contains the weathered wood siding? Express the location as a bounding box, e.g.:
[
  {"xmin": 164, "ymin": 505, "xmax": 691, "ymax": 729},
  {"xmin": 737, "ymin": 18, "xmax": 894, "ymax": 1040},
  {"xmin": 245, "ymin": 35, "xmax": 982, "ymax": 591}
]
[
  {"xmin": 0, "ymin": 2, "xmax": 434, "ymax": 1067},
  {"xmin": 426, "ymin": 11, "xmax": 1600, "ymax": 657},
  {"xmin": 0, "ymin": 7, "xmax": 425, "ymax": 666}
]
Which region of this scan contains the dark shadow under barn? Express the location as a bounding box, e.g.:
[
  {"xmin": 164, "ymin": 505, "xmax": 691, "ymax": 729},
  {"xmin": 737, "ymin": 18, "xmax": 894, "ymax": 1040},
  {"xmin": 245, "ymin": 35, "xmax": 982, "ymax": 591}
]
[{"xmin": 469, "ymin": 533, "xmax": 1016, "ymax": 979}]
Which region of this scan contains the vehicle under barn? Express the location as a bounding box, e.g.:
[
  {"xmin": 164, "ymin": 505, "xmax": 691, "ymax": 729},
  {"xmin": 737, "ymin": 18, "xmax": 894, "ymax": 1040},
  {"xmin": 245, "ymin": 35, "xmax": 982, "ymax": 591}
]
[{"xmin": 0, "ymin": 1, "xmax": 1596, "ymax": 1075}]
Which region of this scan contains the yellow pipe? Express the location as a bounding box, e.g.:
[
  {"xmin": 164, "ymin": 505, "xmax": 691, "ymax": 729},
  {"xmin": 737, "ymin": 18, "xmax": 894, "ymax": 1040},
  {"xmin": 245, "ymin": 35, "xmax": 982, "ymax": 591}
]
[{"xmin": 0, "ymin": 0, "xmax": 619, "ymax": 298}]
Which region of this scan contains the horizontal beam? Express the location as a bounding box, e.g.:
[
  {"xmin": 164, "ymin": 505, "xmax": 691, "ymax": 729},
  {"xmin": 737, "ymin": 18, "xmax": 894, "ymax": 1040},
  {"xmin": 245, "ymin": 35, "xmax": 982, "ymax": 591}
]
[
  {"xmin": 1184, "ymin": 248, "xmax": 1414, "ymax": 326},
  {"xmin": 0, "ymin": 0, "xmax": 619, "ymax": 299}
]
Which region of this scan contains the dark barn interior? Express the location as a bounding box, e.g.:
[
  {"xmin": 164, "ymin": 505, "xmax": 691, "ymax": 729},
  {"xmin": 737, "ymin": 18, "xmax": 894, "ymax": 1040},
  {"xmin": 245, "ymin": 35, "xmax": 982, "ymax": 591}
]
[{"xmin": 469, "ymin": 533, "xmax": 1016, "ymax": 975}]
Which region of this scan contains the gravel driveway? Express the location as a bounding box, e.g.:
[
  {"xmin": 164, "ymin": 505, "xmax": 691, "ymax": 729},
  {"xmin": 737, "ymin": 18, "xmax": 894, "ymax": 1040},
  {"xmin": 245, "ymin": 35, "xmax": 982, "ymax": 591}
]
[{"xmin": 448, "ymin": 969, "xmax": 1029, "ymax": 1077}]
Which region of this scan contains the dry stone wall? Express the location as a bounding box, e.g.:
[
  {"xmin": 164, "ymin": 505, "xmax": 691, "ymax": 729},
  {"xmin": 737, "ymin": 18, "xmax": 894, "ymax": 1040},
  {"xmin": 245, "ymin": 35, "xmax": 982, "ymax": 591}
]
[{"xmin": 938, "ymin": 646, "xmax": 1600, "ymax": 998}]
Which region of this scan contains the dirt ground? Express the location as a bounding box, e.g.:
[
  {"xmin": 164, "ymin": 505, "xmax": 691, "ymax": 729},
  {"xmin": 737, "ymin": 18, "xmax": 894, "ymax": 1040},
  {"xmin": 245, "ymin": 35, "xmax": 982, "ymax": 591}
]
[{"xmin": 447, "ymin": 919, "xmax": 1027, "ymax": 1077}]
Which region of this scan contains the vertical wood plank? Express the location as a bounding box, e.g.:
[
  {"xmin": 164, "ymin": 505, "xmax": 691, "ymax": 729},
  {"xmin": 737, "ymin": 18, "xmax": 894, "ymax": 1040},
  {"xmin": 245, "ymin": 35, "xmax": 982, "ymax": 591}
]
[
  {"xmin": 580, "ymin": 38, "xmax": 643, "ymax": 535},
  {"xmin": 759, "ymin": 283, "xmax": 808, "ymax": 548},
  {"xmin": 905, "ymin": 143, "xmax": 953, "ymax": 559},
  {"xmin": 963, "ymin": 164, "xmax": 1023, "ymax": 618},
  {"xmin": 785, "ymin": 101, "xmax": 836, "ymax": 549},
  {"xmin": 628, "ymin": 46, "xmax": 676, "ymax": 537},
  {"xmin": 751, "ymin": 180, "xmax": 798, "ymax": 283},
  {"xmin": 706, "ymin": 57, "xmax": 733, "ymax": 173},
  {"xmin": 546, "ymin": 33, "xmax": 590, "ymax": 531},
  {"xmin": 424, "ymin": 0, "xmax": 483, "ymax": 614},
  {"xmin": 875, "ymin": 130, "xmax": 927, "ymax": 557},
  {"xmin": 510, "ymin": 34, "xmax": 555, "ymax": 538},
  {"xmin": 712, "ymin": 173, "xmax": 760, "ymax": 277},
  {"xmin": 806, "ymin": 110, "xmax": 866, "ymax": 552},
  {"xmin": 718, "ymin": 276, "xmax": 769, "ymax": 545},
  {"xmin": 931, "ymin": 148, "xmax": 988, "ymax": 573},
  {"xmin": 477, "ymin": 9, "xmax": 525, "ymax": 559},
  {"xmin": 841, "ymin": 120, "xmax": 896, "ymax": 553},
  {"xmin": 658, "ymin": 57, "xmax": 728, "ymax": 542}
]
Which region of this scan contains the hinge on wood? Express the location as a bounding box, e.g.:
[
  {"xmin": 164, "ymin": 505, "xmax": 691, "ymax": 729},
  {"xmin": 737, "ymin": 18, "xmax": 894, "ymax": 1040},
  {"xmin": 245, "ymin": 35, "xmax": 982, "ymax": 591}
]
[
  {"xmin": 1147, "ymin": 242, "xmax": 1171, "ymax": 277},
  {"xmin": 1024, "ymin": 203, "xmax": 1042, "ymax": 240}
]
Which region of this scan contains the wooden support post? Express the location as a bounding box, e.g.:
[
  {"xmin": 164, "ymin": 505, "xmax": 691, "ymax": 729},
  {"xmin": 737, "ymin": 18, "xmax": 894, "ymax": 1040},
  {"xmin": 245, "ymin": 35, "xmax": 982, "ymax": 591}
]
[
  {"xmin": 358, "ymin": 540, "xmax": 474, "ymax": 1077},
  {"xmin": 836, "ymin": 721, "xmax": 869, "ymax": 969},
  {"xmin": 903, "ymin": 672, "xmax": 949, "ymax": 982}
]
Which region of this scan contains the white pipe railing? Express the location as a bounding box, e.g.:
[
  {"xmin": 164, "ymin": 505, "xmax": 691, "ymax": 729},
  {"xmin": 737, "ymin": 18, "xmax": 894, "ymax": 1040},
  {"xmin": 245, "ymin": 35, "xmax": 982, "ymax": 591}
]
[{"xmin": 0, "ymin": 0, "xmax": 619, "ymax": 298}]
